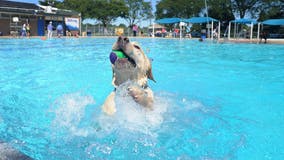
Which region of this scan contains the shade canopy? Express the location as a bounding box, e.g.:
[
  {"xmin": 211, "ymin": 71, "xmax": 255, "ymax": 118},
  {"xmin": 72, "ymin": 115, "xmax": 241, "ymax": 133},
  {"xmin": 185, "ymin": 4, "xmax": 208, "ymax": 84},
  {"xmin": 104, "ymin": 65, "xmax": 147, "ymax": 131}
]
[
  {"xmin": 184, "ymin": 17, "xmax": 218, "ymax": 23},
  {"xmin": 262, "ymin": 19, "xmax": 284, "ymax": 25},
  {"xmin": 230, "ymin": 18, "xmax": 257, "ymax": 24},
  {"xmin": 155, "ymin": 18, "xmax": 182, "ymax": 24},
  {"xmin": 154, "ymin": 16, "xmax": 220, "ymax": 39}
]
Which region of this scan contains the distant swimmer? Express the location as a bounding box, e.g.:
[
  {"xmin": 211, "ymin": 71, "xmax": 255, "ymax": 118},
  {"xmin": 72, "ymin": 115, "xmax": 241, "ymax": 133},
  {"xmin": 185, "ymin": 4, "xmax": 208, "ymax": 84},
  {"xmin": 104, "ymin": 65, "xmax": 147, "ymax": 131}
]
[{"xmin": 41, "ymin": 36, "xmax": 47, "ymax": 40}]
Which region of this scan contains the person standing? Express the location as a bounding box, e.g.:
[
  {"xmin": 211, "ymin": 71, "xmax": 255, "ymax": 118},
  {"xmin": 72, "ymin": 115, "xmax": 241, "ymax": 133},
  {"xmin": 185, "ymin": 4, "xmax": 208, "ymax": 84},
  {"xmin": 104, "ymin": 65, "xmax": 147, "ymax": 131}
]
[
  {"xmin": 174, "ymin": 28, "xmax": 179, "ymax": 38},
  {"xmin": 26, "ymin": 23, "xmax": 31, "ymax": 38},
  {"xmin": 260, "ymin": 31, "xmax": 268, "ymax": 43},
  {"xmin": 21, "ymin": 23, "xmax": 26, "ymax": 37},
  {"xmin": 132, "ymin": 24, "xmax": 138, "ymax": 37},
  {"xmin": 162, "ymin": 28, "xmax": 167, "ymax": 37},
  {"xmin": 263, "ymin": 31, "xmax": 267, "ymax": 43},
  {"xmin": 213, "ymin": 28, "xmax": 218, "ymax": 39},
  {"xmin": 47, "ymin": 21, "xmax": 53, "ymax": 39}
]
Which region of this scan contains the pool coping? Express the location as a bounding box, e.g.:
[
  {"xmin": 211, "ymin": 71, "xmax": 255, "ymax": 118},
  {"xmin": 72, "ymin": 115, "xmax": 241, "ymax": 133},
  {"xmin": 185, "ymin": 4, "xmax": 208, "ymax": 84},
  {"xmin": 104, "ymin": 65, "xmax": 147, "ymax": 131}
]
[{"xmin": 0, "ymin": 36, "xmax": 283, "ymax": 44}]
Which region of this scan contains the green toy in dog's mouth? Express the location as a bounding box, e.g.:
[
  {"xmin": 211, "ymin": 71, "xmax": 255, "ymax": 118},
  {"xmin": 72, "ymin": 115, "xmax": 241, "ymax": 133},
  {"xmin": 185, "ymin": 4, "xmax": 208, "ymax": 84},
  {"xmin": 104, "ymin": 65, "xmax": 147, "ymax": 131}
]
[{"xmin": 109, "ymin": 50, "xmax": 136, "ymax": 67}]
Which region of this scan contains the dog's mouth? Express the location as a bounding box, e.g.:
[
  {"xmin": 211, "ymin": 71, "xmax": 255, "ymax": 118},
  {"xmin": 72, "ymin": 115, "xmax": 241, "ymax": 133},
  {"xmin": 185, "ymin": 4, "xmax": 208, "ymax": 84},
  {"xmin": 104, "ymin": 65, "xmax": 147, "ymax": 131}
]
[
  {"xmin": 112, "ymin": 36, "xmax": 137, "ymax": 69},
  {"xmin": 114, "ymin": 50, "xmax": 136, "ymax": 69},
  {"xmin": 119, "ymin": 49, "xmax": 136, "ymax": 65}
]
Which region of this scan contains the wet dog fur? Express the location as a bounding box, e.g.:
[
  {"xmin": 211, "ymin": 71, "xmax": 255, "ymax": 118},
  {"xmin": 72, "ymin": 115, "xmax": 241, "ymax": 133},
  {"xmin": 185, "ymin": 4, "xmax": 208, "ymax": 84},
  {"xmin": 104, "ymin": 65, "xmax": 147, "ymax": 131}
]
[{"xmin": 101, "ymin": 36, "xmax": 155, "ymax": 115}]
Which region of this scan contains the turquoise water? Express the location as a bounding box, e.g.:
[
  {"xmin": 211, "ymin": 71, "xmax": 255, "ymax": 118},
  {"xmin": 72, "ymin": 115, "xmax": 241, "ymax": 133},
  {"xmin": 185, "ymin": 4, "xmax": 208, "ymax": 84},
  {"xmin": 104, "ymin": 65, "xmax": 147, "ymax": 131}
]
[{"xmin": 0, "ymin": 38, "xmax": 283, "ymax": 159}]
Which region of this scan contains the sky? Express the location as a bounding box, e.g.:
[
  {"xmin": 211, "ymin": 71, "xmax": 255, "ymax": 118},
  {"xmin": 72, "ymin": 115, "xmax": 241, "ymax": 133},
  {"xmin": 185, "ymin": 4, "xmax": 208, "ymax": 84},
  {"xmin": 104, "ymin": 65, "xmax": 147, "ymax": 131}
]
[
  {"xmin": 10, "ymin": 0, "xmax": 39, "ymax": 4},
  {"xmin": 11, "ymin": 0, "xmax": 157, "ymax": 27}
]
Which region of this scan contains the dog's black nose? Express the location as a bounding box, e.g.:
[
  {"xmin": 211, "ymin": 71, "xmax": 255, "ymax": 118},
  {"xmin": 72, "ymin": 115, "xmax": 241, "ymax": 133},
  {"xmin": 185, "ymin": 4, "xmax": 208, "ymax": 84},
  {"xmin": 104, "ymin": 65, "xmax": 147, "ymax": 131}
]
[
  {"xmin": 117, "ymin": 36, "xmax": 129, "ymax": 42},
  {"xmin": 123, "ymin": 37, "xmax": 129, "ymax": 42},
  {"xmin": 118, "ymin": 36, "xmax": 122, "ymax": 41}
]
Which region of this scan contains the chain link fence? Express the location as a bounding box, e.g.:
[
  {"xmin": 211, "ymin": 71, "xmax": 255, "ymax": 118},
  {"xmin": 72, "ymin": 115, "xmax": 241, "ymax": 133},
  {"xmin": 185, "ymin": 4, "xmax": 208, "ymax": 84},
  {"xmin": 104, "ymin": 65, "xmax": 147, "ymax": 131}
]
[{"xmin": 81, "ymin": 24, "xmax": 151, "ymax": 37}]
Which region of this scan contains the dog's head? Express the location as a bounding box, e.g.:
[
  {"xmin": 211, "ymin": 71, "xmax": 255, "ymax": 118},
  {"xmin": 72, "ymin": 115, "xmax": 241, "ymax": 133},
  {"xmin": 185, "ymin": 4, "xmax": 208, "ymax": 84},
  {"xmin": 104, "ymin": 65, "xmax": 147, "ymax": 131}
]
[{"xmin": 112, "ymin": 36, "xmax": 155, "ymax": 83}]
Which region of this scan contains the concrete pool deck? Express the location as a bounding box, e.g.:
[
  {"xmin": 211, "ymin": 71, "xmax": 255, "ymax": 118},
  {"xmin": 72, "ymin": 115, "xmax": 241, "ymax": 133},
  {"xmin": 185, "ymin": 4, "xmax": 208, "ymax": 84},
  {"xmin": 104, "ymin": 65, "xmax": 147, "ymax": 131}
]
[
  {"xmin": 0, "ymin": 36, "xmax": 284, "ymax": 44},
  {"xmin": 218, "ymin": 38, "xmax": 284, "ymax": 44}
]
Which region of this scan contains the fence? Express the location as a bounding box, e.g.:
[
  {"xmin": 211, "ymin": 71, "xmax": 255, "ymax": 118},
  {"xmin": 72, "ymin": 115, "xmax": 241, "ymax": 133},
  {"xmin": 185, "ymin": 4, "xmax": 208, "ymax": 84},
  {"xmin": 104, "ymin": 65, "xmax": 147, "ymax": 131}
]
[{"xmin": 81, "ymin": 24, "xmax": 150, "ymax": 37}]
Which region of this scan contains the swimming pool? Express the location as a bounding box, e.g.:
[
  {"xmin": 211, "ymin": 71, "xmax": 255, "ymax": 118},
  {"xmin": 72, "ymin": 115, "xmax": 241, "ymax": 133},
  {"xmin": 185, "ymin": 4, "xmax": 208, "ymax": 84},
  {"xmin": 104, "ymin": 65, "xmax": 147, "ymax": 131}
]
[{"xmin": 0, "ymin": 37, "xmax": 283, "ymax": 159}]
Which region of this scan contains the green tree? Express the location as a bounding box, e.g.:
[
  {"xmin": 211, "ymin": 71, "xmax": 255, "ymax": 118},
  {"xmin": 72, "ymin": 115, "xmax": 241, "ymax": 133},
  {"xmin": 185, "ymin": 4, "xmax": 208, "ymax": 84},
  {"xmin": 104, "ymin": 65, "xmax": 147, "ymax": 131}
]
[
  {"xmin": 60, "ymin": 0, "xmax": 128, "ymax": 23},
  {"xmin": 230, "ymin": 0, "xmax": 283, "ymax": 19},
  {"xmin": 59, "ymin": 0, "xmax": 96, "ymax": 20},
  {"xmin": 156, "ymin": 0, "xmax": 203, "ymax": 19},
  {"xmin": 91, "ymin": 0, "xmax": 128, "ymax": 34},
  {"xmin": 58, "ymin": 0, "xmax": 128, "ymax": 34},
  {"xmin": 38, "ymin": 0, "xmax": 63, "ymax": 7},
  {"xmin": 258, "ymin": 0, "xmax": 284, "ymax": 20},
  {"xmin": 124, "ymin": 0, "xmax": 153, "ymax": 28},
  {"xmin": 207, "ymin": 0, "xmax": 234, "ymax": 22},
  {"xmin": 230, "ymin": 0, "xmax": 262, "ymax": 18},
  {"xmin": 92, "ymin": 0, "xmax": 128, "ymax": 28}
]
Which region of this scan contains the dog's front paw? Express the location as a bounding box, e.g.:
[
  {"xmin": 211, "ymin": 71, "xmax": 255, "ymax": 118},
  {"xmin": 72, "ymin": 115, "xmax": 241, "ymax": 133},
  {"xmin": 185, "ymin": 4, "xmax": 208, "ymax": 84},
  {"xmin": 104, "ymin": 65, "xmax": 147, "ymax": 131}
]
[
  {"xmin": 128, "ymin": 85, "xmax": 144, "ymax": 103},
  {"xmin": 127, "ymin": 85, "xmax": 153, "ymax": 108}
]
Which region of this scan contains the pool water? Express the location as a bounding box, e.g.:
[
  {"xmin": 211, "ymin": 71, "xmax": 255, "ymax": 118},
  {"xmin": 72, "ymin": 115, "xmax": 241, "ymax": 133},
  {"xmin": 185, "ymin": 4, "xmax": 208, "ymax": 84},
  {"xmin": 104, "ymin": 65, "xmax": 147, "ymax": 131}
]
[{"xmin": 0, "ymin": 38, "xmax": 283, "ymax": 159}]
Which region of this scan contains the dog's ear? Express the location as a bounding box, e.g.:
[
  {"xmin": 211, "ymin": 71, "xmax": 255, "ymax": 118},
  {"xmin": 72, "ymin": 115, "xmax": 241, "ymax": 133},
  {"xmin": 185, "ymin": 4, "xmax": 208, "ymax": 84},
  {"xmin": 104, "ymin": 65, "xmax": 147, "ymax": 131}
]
[
  {"xmin": 145, "ymin": 53, "xmax": 155, "ymax": 82},
  {"xmin": 147, "ymin": 67, "xmax": 156, "ymax": 82}
]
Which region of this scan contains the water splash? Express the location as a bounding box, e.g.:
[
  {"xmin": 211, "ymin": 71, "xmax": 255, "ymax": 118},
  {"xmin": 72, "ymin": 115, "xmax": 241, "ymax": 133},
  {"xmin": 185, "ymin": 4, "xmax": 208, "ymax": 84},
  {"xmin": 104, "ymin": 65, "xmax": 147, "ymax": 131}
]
[
  {"xmin": 46, "ymin": 86, "xmax": 246, "ymax": 159},
  {"xmin": 97, "ymin": 81, "xmax": 168, "ymax": 136},
  {"xmin": 49, "ymin": 92, "xmax": 95, "ymax": 137}
]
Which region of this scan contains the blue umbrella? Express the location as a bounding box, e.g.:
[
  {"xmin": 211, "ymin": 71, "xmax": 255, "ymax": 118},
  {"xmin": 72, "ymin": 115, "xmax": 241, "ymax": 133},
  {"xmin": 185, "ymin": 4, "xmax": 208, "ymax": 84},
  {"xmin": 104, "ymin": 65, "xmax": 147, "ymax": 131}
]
[{"xmin": 262, "ymin": 19, "xmax": 284, "ymax": 25}]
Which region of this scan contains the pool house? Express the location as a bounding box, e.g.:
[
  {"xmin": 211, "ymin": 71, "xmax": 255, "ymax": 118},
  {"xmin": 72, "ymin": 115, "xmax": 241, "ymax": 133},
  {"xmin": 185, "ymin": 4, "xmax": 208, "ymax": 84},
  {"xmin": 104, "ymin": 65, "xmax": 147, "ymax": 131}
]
[{"xmin": 0, "ymin": 0, "xmax": 81, "ymax": 36}]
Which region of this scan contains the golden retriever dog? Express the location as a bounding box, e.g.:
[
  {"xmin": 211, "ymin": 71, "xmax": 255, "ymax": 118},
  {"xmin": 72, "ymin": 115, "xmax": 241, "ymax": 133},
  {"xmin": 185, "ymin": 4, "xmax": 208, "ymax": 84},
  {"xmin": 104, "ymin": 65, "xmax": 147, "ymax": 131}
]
[{"xmin": 102, "ymin": 36, "xmax": 155, "ymax": 115}]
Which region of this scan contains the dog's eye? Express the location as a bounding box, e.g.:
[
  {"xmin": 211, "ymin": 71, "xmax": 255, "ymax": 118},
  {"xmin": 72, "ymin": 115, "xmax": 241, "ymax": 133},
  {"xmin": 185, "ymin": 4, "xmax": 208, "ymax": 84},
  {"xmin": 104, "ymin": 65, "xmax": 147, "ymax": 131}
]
[{"xmin": 134, "ymin": 45, "xmax": 141, "ymax": 49}]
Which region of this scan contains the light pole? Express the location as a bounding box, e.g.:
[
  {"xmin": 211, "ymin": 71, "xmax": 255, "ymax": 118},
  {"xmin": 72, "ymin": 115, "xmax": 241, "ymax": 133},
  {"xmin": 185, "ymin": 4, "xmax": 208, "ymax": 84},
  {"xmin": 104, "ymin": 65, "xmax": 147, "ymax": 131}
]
[
  {"xmin": 204, "ymin": 0, "xmax": 210, "ymax": 38},
  {"xmin": 151, "ymin": 0, "xmax": 156, "ymax": 38}
]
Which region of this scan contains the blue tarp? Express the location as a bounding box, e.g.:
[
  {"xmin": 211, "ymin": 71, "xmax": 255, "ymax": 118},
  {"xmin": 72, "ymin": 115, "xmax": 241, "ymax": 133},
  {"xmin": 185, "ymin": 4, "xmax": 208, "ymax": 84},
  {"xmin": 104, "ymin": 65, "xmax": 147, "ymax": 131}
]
[
  {"xmin": 230, "ymin": 18, "xmax": 257, "ymax": 24},
  {"xmin": 262, "ymin": 19, "xmax": 284, "ymax": 25},
  {"xmin": 155, "ymin": 18, "xmax": 182, "ymax": 24},
  {"xmin": 184, "ymin": 17, "xmax": 218, "ymax": 23}
]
